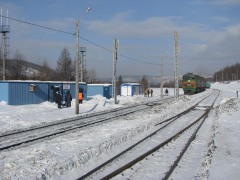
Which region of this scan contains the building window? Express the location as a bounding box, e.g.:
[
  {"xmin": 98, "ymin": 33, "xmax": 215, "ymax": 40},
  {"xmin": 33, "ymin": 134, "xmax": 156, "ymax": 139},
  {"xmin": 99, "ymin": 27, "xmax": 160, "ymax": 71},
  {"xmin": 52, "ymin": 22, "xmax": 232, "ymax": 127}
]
[{"xmin": 29, "ymin": 84, "xmax": 37, "ymax": 92}]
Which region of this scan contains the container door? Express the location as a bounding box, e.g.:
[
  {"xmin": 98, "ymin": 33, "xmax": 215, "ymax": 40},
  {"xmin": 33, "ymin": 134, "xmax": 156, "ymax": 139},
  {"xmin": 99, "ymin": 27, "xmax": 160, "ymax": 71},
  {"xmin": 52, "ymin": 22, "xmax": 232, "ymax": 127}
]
[
  {"xmin": 50, "ymin": 85, "xmax": 60, "ymax": 103},
  {"xmin": 103, "ymin": 87, "xmax": 109, "ymax": 99},
  {"xmin": 121, "ymin": 86, "xmax": 128, "ymax": 96},
  {"xmin": 133, "ymin": 86, "xmax": 139, "ymax": 95},
  {"xmin": 127, "ymin": 86, "xmax": 132, "ymax": 96}
]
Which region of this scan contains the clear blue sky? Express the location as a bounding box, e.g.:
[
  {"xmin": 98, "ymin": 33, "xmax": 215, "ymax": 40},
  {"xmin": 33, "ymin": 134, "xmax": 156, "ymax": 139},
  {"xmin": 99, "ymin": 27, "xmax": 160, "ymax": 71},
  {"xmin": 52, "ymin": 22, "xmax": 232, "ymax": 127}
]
[{"xmin": 1, "ymin": 0, "xmax": 240, "ymax": 78}]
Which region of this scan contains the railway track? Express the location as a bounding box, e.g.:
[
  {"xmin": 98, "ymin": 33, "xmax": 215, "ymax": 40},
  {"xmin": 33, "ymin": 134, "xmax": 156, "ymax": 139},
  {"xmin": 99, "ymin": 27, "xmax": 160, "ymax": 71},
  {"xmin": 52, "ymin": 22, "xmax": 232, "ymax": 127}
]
[
  {"xmin": 0, "ymin": 97, "xmax": 174, "ymax": 152},
  {"xmin": 77, "ymin": 90, "xmax": 220, "ymax": 179}
]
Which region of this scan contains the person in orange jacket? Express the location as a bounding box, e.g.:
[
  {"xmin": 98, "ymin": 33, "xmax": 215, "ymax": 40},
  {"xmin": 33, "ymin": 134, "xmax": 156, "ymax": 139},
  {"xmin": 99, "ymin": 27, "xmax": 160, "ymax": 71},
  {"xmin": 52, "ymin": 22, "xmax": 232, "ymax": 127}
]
[{"xmin": 78, "ymin": 89, "xmax": 84, "ymax": 104}]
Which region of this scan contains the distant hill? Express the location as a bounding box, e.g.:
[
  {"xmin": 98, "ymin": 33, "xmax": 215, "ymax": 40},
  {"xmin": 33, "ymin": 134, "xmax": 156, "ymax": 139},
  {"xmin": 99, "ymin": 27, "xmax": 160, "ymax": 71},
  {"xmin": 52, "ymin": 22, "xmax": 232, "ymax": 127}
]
[
  {"xmin": 6, "ymin": 59, "xmax": 47, "ymax": 71},
  {"xmin": 0, "ymin": 59, "xmax": 57, "ymax": 80},
  {"xmin": 97, "ymin": 75, "xmax": 176, "ymax": 85}
]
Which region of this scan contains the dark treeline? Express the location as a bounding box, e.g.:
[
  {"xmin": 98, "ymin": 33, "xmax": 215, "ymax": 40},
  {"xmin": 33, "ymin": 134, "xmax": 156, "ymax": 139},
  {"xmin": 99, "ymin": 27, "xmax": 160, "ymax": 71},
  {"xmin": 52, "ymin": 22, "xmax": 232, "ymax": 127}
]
[{"xmin": 213, "ymin": 63, "xmax": 240, "ymax": 82}]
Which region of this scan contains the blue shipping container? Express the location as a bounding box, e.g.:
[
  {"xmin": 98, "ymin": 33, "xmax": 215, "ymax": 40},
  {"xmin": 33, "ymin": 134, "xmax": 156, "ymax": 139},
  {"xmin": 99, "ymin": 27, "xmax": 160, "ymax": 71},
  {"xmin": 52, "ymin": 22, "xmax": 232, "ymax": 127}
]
[
  {"xmin": 87, "ymin": 84, "xmax": 112, "ymax": 99},
  {"xmin": 0, "ymin": 81, "xmax": 87, "ymax": 105},
  {"xmin": 121, "ymin": 83, "xmax": 141, "ymax": 96}
]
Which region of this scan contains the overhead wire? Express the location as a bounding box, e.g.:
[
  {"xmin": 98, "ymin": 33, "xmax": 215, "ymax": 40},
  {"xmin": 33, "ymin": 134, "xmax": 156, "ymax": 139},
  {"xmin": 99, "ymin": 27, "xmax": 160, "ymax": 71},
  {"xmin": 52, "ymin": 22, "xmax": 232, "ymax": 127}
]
[{"xmin": 0, "ymin": 15, "xmax": 160, "ymax": 66}]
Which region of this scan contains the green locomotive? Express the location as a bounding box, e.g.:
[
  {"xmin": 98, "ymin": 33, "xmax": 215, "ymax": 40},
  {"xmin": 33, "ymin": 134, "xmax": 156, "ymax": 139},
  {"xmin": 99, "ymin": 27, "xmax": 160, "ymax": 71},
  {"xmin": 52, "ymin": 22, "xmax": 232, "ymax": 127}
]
[{"xmin": 182, "ymin": 73, "xmax": 206, "ymax": 95}]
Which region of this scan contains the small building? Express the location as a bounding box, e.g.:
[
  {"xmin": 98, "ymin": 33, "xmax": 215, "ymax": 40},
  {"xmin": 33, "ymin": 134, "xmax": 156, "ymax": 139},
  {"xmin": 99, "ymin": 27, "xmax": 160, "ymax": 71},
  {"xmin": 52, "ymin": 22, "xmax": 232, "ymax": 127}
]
[
  {"xmin": 0, "ymin": 81, "xmax": 87, "ymax": 105},
  {"xmin": 120, "ymin": 83, "xmax": 141, "ymax": 96},
  {"xmin": 0, "ymin": 81, "xmax": 49, "ymax": 105},
  {"xmin": 87, "ymin": 84, "xmax": 112, "ymax": 99}
]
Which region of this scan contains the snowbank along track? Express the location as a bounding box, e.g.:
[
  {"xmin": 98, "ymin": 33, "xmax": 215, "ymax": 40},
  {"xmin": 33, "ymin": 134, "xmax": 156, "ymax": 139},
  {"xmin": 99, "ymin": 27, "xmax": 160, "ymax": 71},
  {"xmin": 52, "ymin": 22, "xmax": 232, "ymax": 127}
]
[
  {"xmin": 77, "ymin": 90, "xmax": 220, "ymax": 179},
  {"xmin": 0, "ymin": 97, "xmax": 174, "ymax": 151}
]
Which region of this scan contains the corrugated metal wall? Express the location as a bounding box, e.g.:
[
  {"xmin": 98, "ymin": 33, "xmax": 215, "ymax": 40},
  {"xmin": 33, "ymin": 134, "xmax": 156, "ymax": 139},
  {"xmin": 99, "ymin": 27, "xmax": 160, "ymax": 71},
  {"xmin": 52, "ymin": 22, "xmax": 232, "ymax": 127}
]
[
  {"xmin": 88, "ymin": 86, "xmax": 104, "ymax": 96},
  {"xmin": 8, "ymin": 82, "xmax": 49, "ymax": 105},
  {"xmin": 88, "ymin": 85, "xmax": 112, "ymax": 99},
  {"xmin": 0, "ymin": 81, "xmax": 88, "ymax": 105},
  {"xmin": 0, "ymin": 82, "xmax": 9, "ymax": 103}
]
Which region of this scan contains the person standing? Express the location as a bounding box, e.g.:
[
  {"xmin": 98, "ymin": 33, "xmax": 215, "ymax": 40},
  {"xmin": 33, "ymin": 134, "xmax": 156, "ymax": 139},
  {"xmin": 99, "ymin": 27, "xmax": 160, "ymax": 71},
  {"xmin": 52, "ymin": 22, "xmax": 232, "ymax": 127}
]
[
  {"xmin": 55, "ymin": 91, "xmax": 62, "ymax": 108},
  {"xmin": 147, "ymin": 89, "xmax": 150, "ymax": 97},
  {"xmin": 165, "ymin": 89, "xmax": 169, "ymax": 96},
  {"xmin": 150, "ymin": 89, "xmax": 153, "ymax": 97},
  {"xmin": 65, "ymin": 91, "xmax": 72, "ymax": 107},
  {"xmin": 78, "ymin": 89, "xmax": 84, "ymax": 104}
]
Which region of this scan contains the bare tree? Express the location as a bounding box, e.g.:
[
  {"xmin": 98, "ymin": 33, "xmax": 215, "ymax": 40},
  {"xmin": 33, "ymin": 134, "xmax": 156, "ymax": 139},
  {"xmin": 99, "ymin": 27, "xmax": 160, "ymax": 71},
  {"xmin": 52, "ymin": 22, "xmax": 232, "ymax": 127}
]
[
  {"xmin": 140, "ymin": 75, "xmax": 149, "ymax": 93},
  {"xmin": 38, "ymin": 60, "xmax": 52, "ymax": 81},
  {"xmin": 56, "ymin": 47, "xmax": 73, "ymax": 81},
  {"xmin": 87, "ymin": 68, "xmax": 97, "ymax": 83},
  {"xmin": 213, "ymin": 63, "xmax": 240, "ymax": 82},
  {"xmin": 9, "ymin": 50, "xmax": 26, "ymax": 80}
]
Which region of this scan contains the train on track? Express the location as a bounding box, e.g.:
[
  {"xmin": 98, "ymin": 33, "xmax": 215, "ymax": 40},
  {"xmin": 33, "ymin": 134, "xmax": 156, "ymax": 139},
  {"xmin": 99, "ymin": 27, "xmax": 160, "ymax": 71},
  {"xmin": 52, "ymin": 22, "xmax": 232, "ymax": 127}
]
[{"xmin": 182, "ymin": 72, "xmax": 209, "ymax": 95}]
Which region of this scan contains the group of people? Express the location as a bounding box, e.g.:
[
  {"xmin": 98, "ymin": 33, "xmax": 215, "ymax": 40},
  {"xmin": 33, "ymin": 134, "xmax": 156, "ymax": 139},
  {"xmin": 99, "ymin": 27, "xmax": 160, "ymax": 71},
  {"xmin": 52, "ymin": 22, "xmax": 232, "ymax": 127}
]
[
  {"xmin": 55, "ymin": 89, "xmax": 84, "ymax": 109},
  {"xmin": 56, "ymin": 88, "xmax": 169, "ymax": 108},
  {"xmin": 145, "ymin": 89, "xmax": 154, "ymax": 97},
  {"xmin": 144, "ymin": 88, "xmax": 169, "ymax": 97}
]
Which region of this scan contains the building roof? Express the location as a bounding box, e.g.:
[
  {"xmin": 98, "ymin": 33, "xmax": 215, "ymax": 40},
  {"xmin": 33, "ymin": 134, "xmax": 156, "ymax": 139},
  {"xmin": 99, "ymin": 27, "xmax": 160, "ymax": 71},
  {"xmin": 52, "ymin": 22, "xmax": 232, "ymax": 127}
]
[
  {"xmin": 121, "ymin": 83, "xmax": 140, "ymax": 86},
  {"xmin": 0, "ymin": 80, "xmax": 87, "ymax": 84},
  {"xmin": 87, "ymin": 84, "xmax": 112, "ymax": 87}
]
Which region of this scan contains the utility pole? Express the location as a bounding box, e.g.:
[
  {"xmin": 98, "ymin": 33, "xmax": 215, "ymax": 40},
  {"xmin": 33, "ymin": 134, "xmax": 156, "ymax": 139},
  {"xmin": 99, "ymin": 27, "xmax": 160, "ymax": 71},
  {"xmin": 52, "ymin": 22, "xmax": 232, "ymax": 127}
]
[
  {"xmin": 160, "ymin": 55, "xmax": 163, "ymax": 98},
  {"xmin": 74, "ymin": 6, "xmax": 91, "ymax": 114},
  {"xmin": 113, "ymin": 38, "xmax": 119, "ymax": 104},
  {"xmin": 75, "ymin": 19, "xmax": 79, "ymax": 114},
  {"xmin": 1, "ymin": 9, "xmax": 10, "ymax": 81},
  {"xmin": 174, "ymin": 31, "xmax": 179, "ymax": 98}
]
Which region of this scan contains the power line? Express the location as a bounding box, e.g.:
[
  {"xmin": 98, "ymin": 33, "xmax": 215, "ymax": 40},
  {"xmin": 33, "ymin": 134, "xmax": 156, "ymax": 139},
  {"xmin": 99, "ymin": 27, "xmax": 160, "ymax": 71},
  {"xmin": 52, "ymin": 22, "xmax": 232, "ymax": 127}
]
[
  {"xmin": 0, "ymin": 15, "xmax": 161, "ymax": 66},
  {"xmin": 119, "ymin": 54, "xmax": 160, "ymax": 65},
  {"xmin": 1, "ymin": 15, "xmax": 74, "ymax": 36}
]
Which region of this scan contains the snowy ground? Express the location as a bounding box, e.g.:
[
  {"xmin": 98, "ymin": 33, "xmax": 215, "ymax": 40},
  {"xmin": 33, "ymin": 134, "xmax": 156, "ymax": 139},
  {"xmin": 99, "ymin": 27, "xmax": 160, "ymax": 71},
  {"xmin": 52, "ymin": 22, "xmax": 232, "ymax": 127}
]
[{"xmin": 0, "ymin": 82, "xmax": 239, "ymax": 179}]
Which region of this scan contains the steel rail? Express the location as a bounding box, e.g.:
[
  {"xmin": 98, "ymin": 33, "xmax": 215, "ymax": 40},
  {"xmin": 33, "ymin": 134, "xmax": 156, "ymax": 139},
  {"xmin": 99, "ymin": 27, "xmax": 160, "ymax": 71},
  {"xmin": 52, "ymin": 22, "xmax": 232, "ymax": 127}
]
[
  {"xmin": 77, "ymin": 90, "xmax": 218, "ymax": 179},
  {"xmin": 0, "ymin": 98, "xmax": 173, "ymax": 151},
  {"xmin": 163, "ymin": 89, "xmax": 220, "ymax": 179},
  {"xmin": 0, "ymin": 97, "xmax": 168, "ymax": 138},
  {"xmin": 100, "ymin": 109, "xmax": 210, "ymax": 180}
]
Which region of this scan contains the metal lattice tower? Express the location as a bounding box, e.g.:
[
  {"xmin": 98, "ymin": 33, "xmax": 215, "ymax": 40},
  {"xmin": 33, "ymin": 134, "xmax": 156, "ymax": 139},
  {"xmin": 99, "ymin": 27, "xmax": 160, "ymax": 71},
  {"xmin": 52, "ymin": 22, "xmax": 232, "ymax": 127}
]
[
  {"xmin": 1, "ymin": 9, "xmax": 10, "ymax": 81},
  {"xmin": 79, "ymin": 46, "xmax": 87, "ymax": 82}
]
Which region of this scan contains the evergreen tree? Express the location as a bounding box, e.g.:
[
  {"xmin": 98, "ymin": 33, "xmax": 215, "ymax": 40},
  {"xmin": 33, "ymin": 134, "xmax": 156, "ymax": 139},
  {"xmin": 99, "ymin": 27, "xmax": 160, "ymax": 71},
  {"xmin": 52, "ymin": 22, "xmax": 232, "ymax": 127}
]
[{"xmin": 56, "ymin": 47, "xmax": 73, "ymax": 81}]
